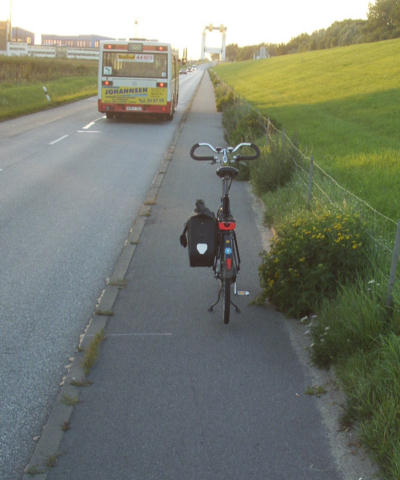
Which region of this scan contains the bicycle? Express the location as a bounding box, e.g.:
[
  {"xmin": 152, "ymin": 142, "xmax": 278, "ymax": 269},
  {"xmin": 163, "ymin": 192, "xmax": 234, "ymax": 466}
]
[{"xmin": 189, "ymin": 142, "xmax": 260, "ymax": 324}]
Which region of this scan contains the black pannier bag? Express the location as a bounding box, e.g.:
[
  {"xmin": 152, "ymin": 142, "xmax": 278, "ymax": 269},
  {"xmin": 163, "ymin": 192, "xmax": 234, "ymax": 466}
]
[{"xmin": 180, "ymin": 200, "xmax": 217, "ymax": 267}]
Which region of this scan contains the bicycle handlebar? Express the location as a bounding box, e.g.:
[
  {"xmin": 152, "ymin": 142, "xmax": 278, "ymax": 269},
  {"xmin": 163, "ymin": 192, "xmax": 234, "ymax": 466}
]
[
  {"xmin": 190, "ymin": 143, "xmax": 215, "ymax": 161},
  {"xmin": 190, "ymin": 142, "xmax": 260, "ymax": 162},
  {"xmin": 235, "ymin": 143, "xmax": 260, "ymax": 161}
]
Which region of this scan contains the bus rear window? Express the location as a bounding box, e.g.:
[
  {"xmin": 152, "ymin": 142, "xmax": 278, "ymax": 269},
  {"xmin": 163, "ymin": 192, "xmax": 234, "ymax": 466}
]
[{"xmin": 102, "ymin": 52, "xmax": 168, "ymax": 78}]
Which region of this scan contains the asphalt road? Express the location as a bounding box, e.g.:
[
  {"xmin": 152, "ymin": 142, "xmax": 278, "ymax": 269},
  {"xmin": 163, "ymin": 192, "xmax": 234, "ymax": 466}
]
[
  {"xmin": 0, "ymin": 68, "xmax": 204, "ymax": 480},
  {"xmin": 44, "ymin": 73, "xmax": 345, "ymax": 479}
]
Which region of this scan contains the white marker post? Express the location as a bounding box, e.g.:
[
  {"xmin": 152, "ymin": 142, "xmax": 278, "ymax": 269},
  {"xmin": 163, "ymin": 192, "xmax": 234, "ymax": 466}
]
[{"xmin": 42, "ymin": 86, "xmax": 51, "ymax": 102}]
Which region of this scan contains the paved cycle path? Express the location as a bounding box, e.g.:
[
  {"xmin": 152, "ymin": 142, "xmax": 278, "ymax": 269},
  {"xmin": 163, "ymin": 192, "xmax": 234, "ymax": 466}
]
[{"xmin": 45, "ymin": 73, "xmax": 345, "ymax": 480}]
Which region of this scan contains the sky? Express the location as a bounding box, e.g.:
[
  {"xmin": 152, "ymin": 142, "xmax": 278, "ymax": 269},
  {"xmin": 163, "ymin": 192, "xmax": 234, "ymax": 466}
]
[{"xmin": 1, "ymin": 0, "xmax": 372, "ymax": 59}]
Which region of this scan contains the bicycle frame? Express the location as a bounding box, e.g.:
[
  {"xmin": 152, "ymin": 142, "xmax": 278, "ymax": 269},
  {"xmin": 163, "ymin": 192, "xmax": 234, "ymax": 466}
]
[{"xmin": 215, "ymin": 175, "xmax": 240, "ymax": 281}]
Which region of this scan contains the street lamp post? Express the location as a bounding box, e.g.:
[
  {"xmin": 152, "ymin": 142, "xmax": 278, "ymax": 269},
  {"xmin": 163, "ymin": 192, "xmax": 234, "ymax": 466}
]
[{"xmin": 8, "ymin": 0, "xmax": 12, "ymax": 41}]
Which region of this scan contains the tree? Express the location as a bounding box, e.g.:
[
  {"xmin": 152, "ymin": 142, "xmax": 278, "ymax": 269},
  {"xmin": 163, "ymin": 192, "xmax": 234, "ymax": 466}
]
[
  {"xmin": 365, "ymin": 0, "xmax": 400, "ymax": 40},
  {"xmin": 225, "ymin": 44, "xmax": 240, "ymax": 62}
]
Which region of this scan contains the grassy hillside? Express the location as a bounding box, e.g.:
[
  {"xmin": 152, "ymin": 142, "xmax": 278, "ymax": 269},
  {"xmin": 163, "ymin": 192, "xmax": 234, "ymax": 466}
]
[
  {"xmin": 0, "ymin": 57, "xmax": 97, "ymax": 121},
  {"xmin": 214, "ymin": 38, "xmax": 400, "ymax": 220}
]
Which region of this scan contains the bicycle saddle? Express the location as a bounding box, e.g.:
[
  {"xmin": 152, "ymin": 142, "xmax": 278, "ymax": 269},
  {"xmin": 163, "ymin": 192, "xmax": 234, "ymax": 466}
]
[{"xmin": 216, "ymin": 166, "xmax": 239, "ymax": 178}]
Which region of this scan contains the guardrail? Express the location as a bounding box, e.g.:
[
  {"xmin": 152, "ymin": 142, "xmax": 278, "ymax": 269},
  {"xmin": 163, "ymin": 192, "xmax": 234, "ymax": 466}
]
[{"xmin": 1, "ymin": 42, "xmax": 99, "ymax": 60}]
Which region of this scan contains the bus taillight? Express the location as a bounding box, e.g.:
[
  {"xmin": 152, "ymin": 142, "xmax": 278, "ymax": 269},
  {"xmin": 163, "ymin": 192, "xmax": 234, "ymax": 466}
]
[
  {"xmin": 157, "ymin": 82, "xmax": 167, "ymax": 88},
  {"xmin": 102, "ymin": 80, "xmax": 113, "ymax": 86}
]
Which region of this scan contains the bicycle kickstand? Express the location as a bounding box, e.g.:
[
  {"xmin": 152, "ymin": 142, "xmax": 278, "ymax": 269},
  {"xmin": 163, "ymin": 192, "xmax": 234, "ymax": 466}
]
[
  {"xmin": 208, "ymin": 285, "xmax": 222, "ymax": 312},
  {"xmin": 208, "ymin": 284, "xmax": 241, "ymax": 313}
]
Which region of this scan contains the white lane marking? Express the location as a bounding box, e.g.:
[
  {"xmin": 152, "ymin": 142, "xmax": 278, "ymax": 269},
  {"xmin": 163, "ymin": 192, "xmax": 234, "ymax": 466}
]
[
  {"xmin": 77, "ymin": 130, "xmax": 100, "ymax": 134},
  {"xmin": 105, "ymin": 333, "xmax": 173, "ymax": 337},
  {"xmin": 82, "ymin": 121, "xmax": 95, "ymax": 130},
  {"xmin": 49, "ymin": 134, "xmax": 69, "ymax": 145},
  {"xmin": 82, "ymin": 116, "xmax": 105, "ymax": 130},
  {"xmin": 0, "ymin": 169, "xmax": 3, "ymax": 172}
]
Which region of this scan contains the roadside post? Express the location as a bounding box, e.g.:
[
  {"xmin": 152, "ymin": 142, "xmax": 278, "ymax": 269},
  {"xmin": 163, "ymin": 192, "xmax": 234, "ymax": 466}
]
[
  {"xmin": 386, "ymin": 220, "xmax": 400, "ymax": 313},
  {"xmin": 42, "ymin": 86, "xmax": 51, "ymax": 102}
]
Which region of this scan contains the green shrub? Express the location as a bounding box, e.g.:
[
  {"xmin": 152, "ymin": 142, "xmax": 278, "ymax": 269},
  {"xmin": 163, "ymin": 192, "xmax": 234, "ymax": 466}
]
[
  {"xmin": 223, "ymin": 102, "xmax": 265, "ymax": 144},
  {"xmin": 250, "ymin": 138, "xmax": 297, "ymax": 196},
  {"xmin": 0, "ymin": 56, "xmax": 97, "ymax": 83},
  {"xmin": 258, "ymin": 210, "xmax": 370, "ymax": 317},
  {"xmin": 310, "ymin": 277, "xmax": 392, "ymax": 368},
  {"xmin": 215, "ymin": 87, "xmax": 236, "ymax": 112}
]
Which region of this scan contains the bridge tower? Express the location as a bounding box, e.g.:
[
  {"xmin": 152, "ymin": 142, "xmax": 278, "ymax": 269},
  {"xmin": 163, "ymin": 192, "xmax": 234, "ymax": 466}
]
[{"xmin": 201, "ymin": 24, "xmax": 227, "ymax": 61}]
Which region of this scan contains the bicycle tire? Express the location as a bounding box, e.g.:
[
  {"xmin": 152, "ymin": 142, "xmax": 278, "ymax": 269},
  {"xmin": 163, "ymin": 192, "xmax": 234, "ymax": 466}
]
[{"xmin": 222, "ymin": 277, "xmax": 231, "ymax": 324}]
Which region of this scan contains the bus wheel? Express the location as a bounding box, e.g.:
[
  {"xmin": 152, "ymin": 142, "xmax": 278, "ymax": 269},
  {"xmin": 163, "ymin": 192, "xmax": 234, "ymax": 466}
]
[{"xmin": 106, "ymin": 112, "xmax": 113, "ymax": 119}]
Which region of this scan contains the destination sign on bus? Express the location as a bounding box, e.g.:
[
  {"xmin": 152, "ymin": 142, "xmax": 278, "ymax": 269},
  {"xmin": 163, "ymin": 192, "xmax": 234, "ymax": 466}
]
[{"xmin": 118, "ymin": 53, "xmax": 154, "ymax": 63}]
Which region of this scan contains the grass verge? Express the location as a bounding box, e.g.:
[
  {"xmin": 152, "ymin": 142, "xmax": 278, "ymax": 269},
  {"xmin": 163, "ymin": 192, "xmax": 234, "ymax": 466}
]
[
  {"xmin": 82, "ymin": 329, "xmax": 106, "ymax": 376},
  {"xmin": 0, "ymin": 75, "xmax": 97, "ymax": 121}
]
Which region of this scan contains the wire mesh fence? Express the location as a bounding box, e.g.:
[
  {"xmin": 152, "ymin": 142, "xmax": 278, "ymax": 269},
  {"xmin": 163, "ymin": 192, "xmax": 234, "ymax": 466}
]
[{"xmin": 263, "ymin": 118, "xmax": 400, "ymax": 307}]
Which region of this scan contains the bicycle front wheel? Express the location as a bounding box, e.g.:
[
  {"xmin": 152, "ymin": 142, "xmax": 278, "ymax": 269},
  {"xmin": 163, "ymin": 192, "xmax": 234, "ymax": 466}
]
[{"xmin": 222, "ymin": 277, "xmax": 231, "ymax": 324}]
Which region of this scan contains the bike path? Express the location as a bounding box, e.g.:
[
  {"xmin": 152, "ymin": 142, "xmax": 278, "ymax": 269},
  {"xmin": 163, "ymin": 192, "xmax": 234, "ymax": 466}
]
[{"xmin": 45, "ymin": 73, "xmax": 343, "ymax": 479}]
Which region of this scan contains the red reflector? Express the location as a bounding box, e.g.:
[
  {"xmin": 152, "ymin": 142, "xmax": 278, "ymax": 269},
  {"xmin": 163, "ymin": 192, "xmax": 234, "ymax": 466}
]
[
  {"xmin": 218, "ymin": 222, "xmax": 236, "ymax": 231},
  {"xmin": 226, "ymin": 258, "xmax": 232, "ymax": 270}
]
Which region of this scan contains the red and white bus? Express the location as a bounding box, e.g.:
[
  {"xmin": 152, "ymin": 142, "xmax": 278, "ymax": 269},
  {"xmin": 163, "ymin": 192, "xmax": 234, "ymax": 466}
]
[{"xmin": 98, "ymin": 39, "xmax": 179, "ymax": 120}]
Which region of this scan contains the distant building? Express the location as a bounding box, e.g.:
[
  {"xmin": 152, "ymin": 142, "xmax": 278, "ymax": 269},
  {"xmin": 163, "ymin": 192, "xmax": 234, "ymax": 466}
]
[
  {"xmin": 259, "ymin": 46, "xmax": 270, "ymax": 59},
  {"xmin": 0, "ymin": 21, "xmax": 34, "ymax": 50},
  {"xmin": 12, "ymin": 26, "xmax": 34, "ymax": 44},
  {"xmin": 0, "ymin": 21, "xmax": 9, "ymax": 50},
  {"xmin": 253, "ymin": 46, "xmax": 270, "ymax": 61},
  {"xmin": 42, "ymin": 34, "xmax": 112, "ymax": 49}
]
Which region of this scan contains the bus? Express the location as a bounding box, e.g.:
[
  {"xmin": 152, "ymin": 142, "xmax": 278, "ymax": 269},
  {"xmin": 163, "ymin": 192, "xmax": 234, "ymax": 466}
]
[{"xmin": 98, "ymin": 39, "xmax": 179, "ymax": 120}]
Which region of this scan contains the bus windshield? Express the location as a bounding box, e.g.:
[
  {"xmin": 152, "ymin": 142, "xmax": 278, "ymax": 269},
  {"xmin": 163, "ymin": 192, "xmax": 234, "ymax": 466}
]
[{"xmin": 102, "ymin": 52, "xmax": 168, "ymax": 79}]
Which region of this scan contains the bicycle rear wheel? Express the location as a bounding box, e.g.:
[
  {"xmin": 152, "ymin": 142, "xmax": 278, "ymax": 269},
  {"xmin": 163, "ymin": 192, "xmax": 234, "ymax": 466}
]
[{"xmin": 222, "ymin": 277, "xmax": 231, "ymax": 324}]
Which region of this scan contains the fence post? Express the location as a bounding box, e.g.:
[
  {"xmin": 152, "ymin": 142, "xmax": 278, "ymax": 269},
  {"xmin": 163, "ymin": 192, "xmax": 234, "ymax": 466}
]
[
  {"xmin": 386, "ymin": 221, "xmax": 400, "ymax": 312},
  {"xmin": 307, "ymin": 155, "xmax": 314, "ymax": 209},
  {"xmin": 266, "ymin": 118, "xmax": 270, "ymax": 147}
]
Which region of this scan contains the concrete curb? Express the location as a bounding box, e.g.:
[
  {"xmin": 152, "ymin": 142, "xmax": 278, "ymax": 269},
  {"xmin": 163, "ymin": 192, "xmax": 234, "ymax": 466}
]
[{"xmin": 23, "ymin": 71, "xmax": 205, "ymax": 479}]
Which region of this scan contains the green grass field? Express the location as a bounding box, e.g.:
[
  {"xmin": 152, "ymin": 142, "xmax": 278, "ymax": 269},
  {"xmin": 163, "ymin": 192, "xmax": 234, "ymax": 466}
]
[
  {"xmin": 0, "ymin": 57, "xmax": 98, "ymax": 121},
  {"xmin": 214, "ymin": 38, "xmax": 400, "ymax": 220},
  {"xmin": 0, "ymin": 76, "xmax": 97, "ymax": 121}
]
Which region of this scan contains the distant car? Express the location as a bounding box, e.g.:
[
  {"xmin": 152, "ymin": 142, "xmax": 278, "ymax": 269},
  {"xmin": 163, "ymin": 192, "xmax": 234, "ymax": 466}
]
[{"xmin": 180, "ymin": 69, "xmax": 187, "ymax": 75}]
